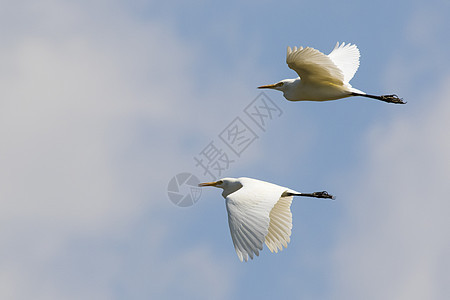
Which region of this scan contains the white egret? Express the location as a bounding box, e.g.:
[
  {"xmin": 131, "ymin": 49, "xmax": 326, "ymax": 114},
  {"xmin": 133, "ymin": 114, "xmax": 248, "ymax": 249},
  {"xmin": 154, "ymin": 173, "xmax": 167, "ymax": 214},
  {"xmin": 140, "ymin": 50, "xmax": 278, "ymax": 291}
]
[
  {"xmin": 198, "ymin": 177, "xmax": 334, "ymax": 262},
  {"xmin": 258, "ymin": 42, "xmax": 405, "ymax": 104}
]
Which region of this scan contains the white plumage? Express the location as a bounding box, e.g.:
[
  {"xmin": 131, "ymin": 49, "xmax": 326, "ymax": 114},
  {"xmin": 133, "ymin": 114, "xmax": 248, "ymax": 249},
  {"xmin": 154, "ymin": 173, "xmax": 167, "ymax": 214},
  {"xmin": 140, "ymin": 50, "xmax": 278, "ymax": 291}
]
[
  {"xmin": 259, "ymin": 42, "xmax": 405, "ymax": 104},
  {"xmin": 199, "ymin": 177, "xmax": 334, "ymax": 262},
  {"xmin": 327, "ymin": 42, "xmax": 361, "ymax": 84}
]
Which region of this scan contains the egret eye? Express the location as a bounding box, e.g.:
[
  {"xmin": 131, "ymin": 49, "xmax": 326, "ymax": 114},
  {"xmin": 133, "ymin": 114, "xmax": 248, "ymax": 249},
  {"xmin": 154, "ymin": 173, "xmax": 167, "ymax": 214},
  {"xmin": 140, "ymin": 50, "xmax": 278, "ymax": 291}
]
[
  {"xmin": 217, "ymin": 180, "xmax": 223, "ymax": 185},
  {"xmin": 277, "ymin": 82, "xmax": 284, "ymax": 87}
]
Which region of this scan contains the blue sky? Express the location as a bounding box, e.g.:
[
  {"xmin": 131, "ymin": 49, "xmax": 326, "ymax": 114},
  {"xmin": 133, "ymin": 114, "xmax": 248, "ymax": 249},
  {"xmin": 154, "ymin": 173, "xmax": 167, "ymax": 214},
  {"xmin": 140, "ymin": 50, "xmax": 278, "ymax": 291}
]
[{"xmin": 1, "ymin": 0, "xmax": 450, "ymax": 299}]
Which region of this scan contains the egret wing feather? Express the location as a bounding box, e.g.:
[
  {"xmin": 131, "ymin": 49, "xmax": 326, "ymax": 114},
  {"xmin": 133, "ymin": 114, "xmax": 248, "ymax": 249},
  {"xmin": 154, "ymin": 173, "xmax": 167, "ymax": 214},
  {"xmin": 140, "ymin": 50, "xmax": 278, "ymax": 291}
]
[
  {"xmin": 327, "ymin": 42, "xmax": 360, "ymax": 83},
  {"xmin": 225, "ymin": 178, "xmax": 289, "ymax": 262},
  {"xmin": 286, "ymin": 46, "xmax": 344, "ymax": 85},
  {"xmin": 226, "ymin": 196, "xmax": 271, "ymax": 262},
  {"xmin": 265, "ymin": 195, "xmax": 293, "ymax": 253}
]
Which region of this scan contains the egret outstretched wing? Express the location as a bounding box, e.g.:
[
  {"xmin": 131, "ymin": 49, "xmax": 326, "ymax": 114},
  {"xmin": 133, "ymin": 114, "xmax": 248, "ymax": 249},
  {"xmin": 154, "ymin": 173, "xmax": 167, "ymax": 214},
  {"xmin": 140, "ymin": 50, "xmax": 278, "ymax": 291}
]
[
  {"xmin": 225, "ymin": 179, "xmax": 291, "ymax": 262},
  {"xmin": 328, "ymin": 42, "xmax": 360, "ymax": 83},
  {"xmin": 286, "ymin": 46, "xmax": 344, "ymax": 85},
  {"xmin": 265, "ymin": 194, "xmax": 293, "ymax": 253}
]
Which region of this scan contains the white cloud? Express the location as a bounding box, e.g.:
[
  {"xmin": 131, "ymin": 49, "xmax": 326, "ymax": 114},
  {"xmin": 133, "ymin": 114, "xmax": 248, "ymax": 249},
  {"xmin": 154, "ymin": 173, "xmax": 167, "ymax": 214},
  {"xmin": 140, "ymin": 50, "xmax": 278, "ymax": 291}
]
[
  {"xmin": 330, "ymin": 6, "xmax": 450, "ymax": 298},
  {"xmin": 332, "ymin": 75, "xmax": 450, "ymax": 300},
  {"xmin": 0, "ymin": 1, "xmax": 239, "ymax": 299}
]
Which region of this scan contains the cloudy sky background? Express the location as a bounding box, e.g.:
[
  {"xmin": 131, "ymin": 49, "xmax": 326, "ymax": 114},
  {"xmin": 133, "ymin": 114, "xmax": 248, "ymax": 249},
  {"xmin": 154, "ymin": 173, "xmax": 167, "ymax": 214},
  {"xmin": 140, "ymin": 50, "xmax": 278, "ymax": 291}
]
[{"xmin": 1, "ymin": 0, "xmax": 449, "ymax": 299}]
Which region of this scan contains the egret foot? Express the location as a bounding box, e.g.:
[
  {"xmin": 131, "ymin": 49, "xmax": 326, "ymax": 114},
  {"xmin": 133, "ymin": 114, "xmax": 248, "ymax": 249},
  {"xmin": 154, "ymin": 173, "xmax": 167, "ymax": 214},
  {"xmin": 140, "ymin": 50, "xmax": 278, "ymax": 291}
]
[
  {"xmin": 379, "ymin": 94, "xmax": 406, "ymax": 104},
  {"xmin": 312, "ymin": 191, "xmax": 335, "ymax": 200}
]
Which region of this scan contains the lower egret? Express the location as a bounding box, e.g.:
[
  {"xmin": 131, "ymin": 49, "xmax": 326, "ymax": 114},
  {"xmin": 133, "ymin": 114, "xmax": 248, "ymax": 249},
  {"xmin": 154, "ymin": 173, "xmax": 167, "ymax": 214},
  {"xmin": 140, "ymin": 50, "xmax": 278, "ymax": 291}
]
[
  {"xmin": 199, "ymin": 177, "xmax": 334, "ymax": 262},
  {"xmin": 258, "ymin": 42, "xmax": 405, "ymax": 104}
]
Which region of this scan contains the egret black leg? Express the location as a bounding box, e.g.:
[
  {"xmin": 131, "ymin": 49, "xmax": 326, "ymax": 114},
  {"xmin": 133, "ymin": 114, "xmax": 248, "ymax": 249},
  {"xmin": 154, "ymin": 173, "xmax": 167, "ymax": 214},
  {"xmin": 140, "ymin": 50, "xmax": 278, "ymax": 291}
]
[
  {"xmin": 285, "ymin": 191, "xmax": 335, "ymax": 200},
  {"xmin": 352, "ymin": 92, "xmax": 406, "ymax": 104}
]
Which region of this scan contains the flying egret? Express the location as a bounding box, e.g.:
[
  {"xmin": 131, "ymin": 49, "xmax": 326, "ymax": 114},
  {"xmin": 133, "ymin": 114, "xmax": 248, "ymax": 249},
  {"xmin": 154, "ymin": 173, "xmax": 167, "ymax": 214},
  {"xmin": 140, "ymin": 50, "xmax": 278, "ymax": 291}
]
[
  {"xmin": 258, "ymin": 42, "xmax": 405, "ymax": 104},
  {"xmin": 198, "ymin": 177, "xmax": 335, "ymax": 262}
]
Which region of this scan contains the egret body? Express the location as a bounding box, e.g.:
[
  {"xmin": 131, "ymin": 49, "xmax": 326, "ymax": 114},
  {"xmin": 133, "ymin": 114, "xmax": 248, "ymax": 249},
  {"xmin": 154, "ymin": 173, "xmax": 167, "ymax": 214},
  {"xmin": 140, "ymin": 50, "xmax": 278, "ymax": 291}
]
[
  {"xmin": 199, "ymin": 177, "xmax": 334, "ymax": 262},
  {"xmin": 259, "ymin": 42, "xmax": 405, "ymax": 104}
]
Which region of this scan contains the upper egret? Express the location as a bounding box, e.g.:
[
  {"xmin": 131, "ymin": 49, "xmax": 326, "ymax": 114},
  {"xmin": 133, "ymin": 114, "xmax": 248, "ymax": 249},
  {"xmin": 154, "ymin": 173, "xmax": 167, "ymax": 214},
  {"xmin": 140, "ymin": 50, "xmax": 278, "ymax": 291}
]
[
  {"xmin": 199, "ymin": 177, "xmax": 334, "ymax": 262},
  {"xmin": 258, "ymin": 42, "xmax": 405, "ymax": 104}
]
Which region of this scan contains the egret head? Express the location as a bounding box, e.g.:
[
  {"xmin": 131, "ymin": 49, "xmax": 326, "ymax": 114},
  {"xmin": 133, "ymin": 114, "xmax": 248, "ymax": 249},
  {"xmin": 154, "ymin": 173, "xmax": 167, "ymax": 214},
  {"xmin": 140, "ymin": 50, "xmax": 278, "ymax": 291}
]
[
  {"xmin": 258, "ymin": 80, "xmax": 288, "ymax": 91},
  {"xmin": 198, "ymin": 177, "xmax": 243, "ymax": 198},
  {"xmin": 258, "ymin": 78, "xmax": 298, "ymax": 97}
]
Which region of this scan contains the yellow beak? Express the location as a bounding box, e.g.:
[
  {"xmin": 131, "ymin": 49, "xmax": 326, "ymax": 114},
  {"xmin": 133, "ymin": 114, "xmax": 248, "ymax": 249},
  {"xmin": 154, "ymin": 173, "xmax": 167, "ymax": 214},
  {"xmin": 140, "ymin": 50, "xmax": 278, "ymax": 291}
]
[
  {"xmin": 198, "ymin": 181, "xmax": 219, "ymax": 187},
  {"xmin": 258, "ymin": 83, "xmax": 278, "ymax": 89}
]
